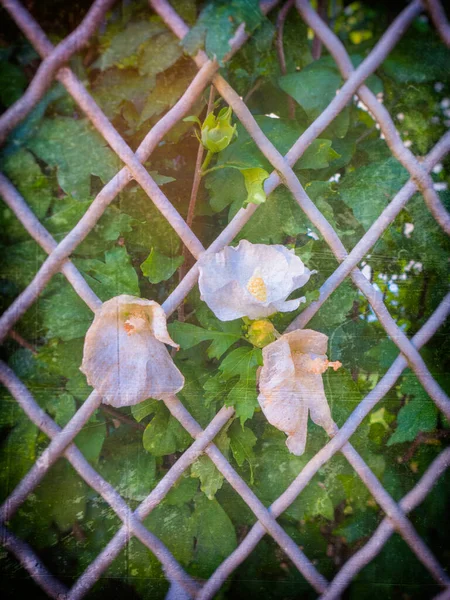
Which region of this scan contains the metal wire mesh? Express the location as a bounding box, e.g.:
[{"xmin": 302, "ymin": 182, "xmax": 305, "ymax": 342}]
[{"xmin": 0, "ymin": 0, "xmax": 449, "ymax": 598}]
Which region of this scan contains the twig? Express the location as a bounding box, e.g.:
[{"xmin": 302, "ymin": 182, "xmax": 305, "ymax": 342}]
[
  {"xmin": 312, "ymin": 0, "xmax": 328, "ymax": 60},
  {"xmin": 100, "ymin": 404, "xmax": 146, "ymax": 431},
  {"xmin": 8, "ymin": 330, "xmax": 37, "ymax": 355},
  {"xmin": 243, "ymin": 78, "xmax": 263, "ymax": 104},
  {"xmin": 276, "ymin": 0, "xmax": 296, "ymax": 119},
  {"xmin": 177, "ymin": 85, "xmax": 216, "ymax": 322},
  {"xmin": 401, "ymin": 429, "xmax": 450, "ymax": 463}
]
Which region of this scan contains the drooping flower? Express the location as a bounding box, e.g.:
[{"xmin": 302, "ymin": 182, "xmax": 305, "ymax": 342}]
[
  {"xmin": 257, "ymin": 329, "xmax": 341, "ymax": 456},
  {"xmin": 198, "ymin": 240, "xmax": 313, "ymax": 321},
  {"xmin": 81, "ymin": 295, "xmax": 184, "ymax": 407}
]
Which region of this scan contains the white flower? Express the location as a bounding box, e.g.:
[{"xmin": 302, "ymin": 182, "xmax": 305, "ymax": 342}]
[
  {"xmin": 81, "ymin": 295, "xmax": 184, "ymax": 407},
  {"xmin": 198, "ymin": 240, "xmax": 313, "ymax": 321},
  {"xmin": 258, "ymin": 329, "xmax": 341, "ymax": 456}
]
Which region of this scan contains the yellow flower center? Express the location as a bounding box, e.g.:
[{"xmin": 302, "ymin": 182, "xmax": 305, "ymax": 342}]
[{"xmin": 247, "ymin": 275, "xmax": 267, "ymax": 302}]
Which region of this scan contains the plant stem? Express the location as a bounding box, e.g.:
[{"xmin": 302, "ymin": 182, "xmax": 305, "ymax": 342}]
[
  {"xmin": 100, "ymin": 404, "xmax": 146, "ymax": 431},
  {"xmin": 177, "ymin": 85, "xmax": 216, "ymax": 322}
]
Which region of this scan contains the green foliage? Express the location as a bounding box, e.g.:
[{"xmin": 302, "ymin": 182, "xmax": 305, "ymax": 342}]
[
  {"xmin": 190, "ymin": 493, "xmax": 237, "ymax": 577},
  {"xmin": 169, "ymin": 318, "xmax": 242, "ymax": 360},
  {"xmin": 142, "ymin": 402, "xmax": 191, "ymax": 457},
  {"xmin": 26, "ymin": 117, "xmax": 121, "ymax": 199},
  {"xmin": 140, "ymin": 248, "xmax": 184, "ymax": 284},
  {"xmin": 183, "ymin": 0, "xmax": 265, "ymax": 64}
]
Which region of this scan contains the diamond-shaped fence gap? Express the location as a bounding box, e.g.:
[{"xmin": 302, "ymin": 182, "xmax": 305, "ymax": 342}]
[{"xmin": 1, "ymin": 0, "xmax": 450, "ymax": 598}]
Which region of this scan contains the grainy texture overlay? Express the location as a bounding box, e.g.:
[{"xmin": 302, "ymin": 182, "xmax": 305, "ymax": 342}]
[{"xmin": 0, "ymin": 0, "xmax": 449, "ymax": 598}]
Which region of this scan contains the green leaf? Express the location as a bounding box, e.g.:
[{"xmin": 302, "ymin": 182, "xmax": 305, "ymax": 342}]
[
  {"xmin": 2, "ymin": 149, "xmax": 54, "ymax": 222},
  {"xmin": 45, "ymin": 392, "xmax": 76, "ymax": 427},
  {"xmin": 75, "ymin": 246, "xmax": 140, "ymax": 301},
  {"xmin": 334, "ymin": 510, "xmax": 379, "ymax": 544},
  {"xmin": 92, "ymin": 68, "xmax": 156, "ymax": 120},
  {"xmin": 0, "ymin": 60, "xmax": 27, "ymax": 106},
  {"xmin": 143, "ymin": 503, "xmax": 195, "ymax": 566},
  {"xmin": 143, "ymin": 402, "xmax": 191, "ymax": 457},
  {"xmin": 217, "ymin": 346, "xmax": 262, "ymax": 425},
  {"xmin": 33, "ymin": 461, "xmax": 88, "ymax": 531},
  {"xmin": 182, "ymin": 0, "xmax": 264, "ymax": 64},
  {"xmin": 44, "ymin": 198, "xmax": 133, "ymax": 256},
  {"xmin": 131, "ymin": 398, "xmax": 159, "ymax": 423},
  {"xmin": 191, "ymin": 455, "xmax": 224, "ymax": 500},
  {"xmin": 240, "ymin": 167, "xmax": 269, "ymax": 206},
  {"xmin": 138, "ymin": 31, "xmax": 183, "ymax": 78},
  {"xmin": 229, "ymin": 420, "xmax": 256, "ymax": 482},
  {"xmin": 235, "ymin": 186, "xmax": 309, "ymax": 244},
  {"xmin": 140, "ymin": 248, "xmax": 184, "ymax": 284},
  {"xmin": 164, "ymin": 474, "xmax": 198, "ymax": 506},
  {"xmin": 191, "ymin": 428, "xmax": 230, "ymax": 499},
  {"xmin": 388, "ymin": 395, "xmax": 438, "ymax": 447},
  {"xmin": 190, "ymin": 493, "xmax": 237, "ymax": 578},
  {"xmin": 0, "ymin": 417, "xmax": 38, "ymax": 497},
  {"xmin": 279, "ymin": 62, "xmax": 349, "ymax": 138},
  {"xmin": 168, "ymin": 320, "xmax": 242, "ymax": 360},
  {"xmin": 27, "ymin": 117, "xmax": 121, "ymax": 199},
  {"xmin": 383, "ymin": 32, "xmax": 450, "ymax": 84},
  {"xmin": 98, "ymin": 426, "xmax": 156, "ymax": 502},
  {"xmin": 139, "ymin": 59, "xmax": 198, "ymax": 124},
  {"xmin": 74, "ymin": 415, "xmax": 106, "ymax": 464},
  {"xmin": 339, "ymin": 157, "xmax": 409, "ymax": 230},
  {"xmin": 97, "ymin": 20, "xmax": 166, "ymax": 71}
]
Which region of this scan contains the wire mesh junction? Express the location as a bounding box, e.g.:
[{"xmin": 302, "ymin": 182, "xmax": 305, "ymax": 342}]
[{"xmin": 0, "ymin": 0, "xmax": 450, "ymax": 598}]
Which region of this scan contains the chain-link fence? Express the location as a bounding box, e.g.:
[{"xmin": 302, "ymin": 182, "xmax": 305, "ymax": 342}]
[{"xmin": 0, "ymin": 0, "xmax": 449, "ymax": 598}]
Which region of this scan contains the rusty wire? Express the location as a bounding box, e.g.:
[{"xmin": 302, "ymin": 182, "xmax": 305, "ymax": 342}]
[{"xmin": 0, "ymin": 0, "xmax": 449, "ymax": 598}]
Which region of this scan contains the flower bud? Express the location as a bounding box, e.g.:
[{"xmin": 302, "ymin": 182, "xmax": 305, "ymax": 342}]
[
  {"xmin": 201, "ymin": 107, "xmax": 236, "ymax": 154},
  {"xmin": 247, "ymin": 319, "xmax": 277, "ymax": 348}
]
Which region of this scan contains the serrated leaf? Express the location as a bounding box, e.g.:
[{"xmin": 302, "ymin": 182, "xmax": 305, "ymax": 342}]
[
  {"xmin": 191, "ymin": 429, "xmax": 230, "ymax": 499},
  {"xmin": 140, "ymin": 248, "xmax": 183, "ymax": 284},
  {"xmin": 387, "ymin": 397, "xmax": 438, "ymax": 446},
  {"xmin": 27, "ymin": 117, "xmax": 121, "ymax": 199},
  {"xmin": 168, "ymin": 321, "xmax": 242, "ymax": 360},
  {"xmin": 229, "ymin": 420, "xmax": 256, "ymax": 482},
  {"xmin": 217, "ymin": 346, "xmax": 262, "ymax": 425}
]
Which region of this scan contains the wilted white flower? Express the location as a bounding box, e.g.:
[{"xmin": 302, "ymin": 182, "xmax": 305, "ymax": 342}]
[
  {"xmin": 258, "ymin": 329, "xmax": 341, "ymax": 456},
  {"xmin": 81, "ymin": 295, "xmax": 184, "ymax": 407},
  {"xmin": 198, "ymin": 240, "xmax": 313, "ymax": 321}
]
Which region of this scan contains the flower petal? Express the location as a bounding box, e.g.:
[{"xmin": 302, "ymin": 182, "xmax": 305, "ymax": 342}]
[
  {"xmin": 284, "ymin": 329, "xmax": 329, "ymax": 356},
  {"xmin": 81, "ymin": 296, "xmax": 183, "ymax": 406}
]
